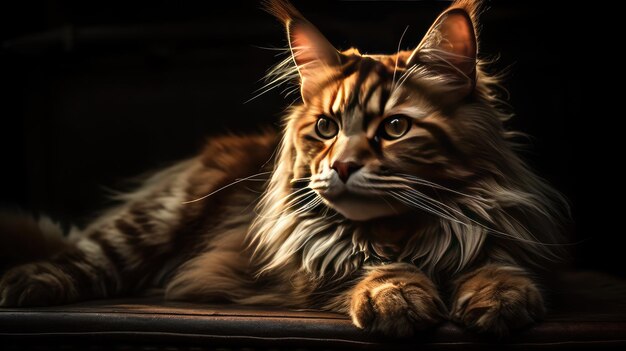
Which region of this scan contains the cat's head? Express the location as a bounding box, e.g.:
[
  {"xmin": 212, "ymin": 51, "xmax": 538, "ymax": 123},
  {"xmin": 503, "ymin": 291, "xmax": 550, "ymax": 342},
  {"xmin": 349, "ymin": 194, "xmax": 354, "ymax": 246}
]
[{"xmin": 266, "ymin": 0, "xmax": 499, "ymax": 222}]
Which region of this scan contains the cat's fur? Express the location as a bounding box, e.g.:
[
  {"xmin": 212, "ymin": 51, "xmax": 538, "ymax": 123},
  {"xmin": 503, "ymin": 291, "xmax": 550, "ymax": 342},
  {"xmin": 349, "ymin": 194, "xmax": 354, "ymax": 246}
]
[{"xmin": 0, "ymin": 0, "xmax": 568, "ymax": 337}]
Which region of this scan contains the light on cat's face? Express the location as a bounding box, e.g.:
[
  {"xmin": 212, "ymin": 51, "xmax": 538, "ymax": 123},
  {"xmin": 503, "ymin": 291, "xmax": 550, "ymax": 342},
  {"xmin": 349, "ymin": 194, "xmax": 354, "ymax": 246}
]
[
  {"xmin": 308, "ymin": 115, "xmax": 413, "ymax": 221},
  {"xmin": 297, "ymin": 63, "xmax": 440, "ymax": 221},
  {"xmin": 281, "ymin": 2, "xmax": 478, "ymax": 221}
]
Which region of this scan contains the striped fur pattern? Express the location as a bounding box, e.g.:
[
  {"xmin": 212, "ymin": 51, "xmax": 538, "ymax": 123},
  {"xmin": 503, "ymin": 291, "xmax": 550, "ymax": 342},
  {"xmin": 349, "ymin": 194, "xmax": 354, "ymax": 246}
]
[{"xmin": 1, "ymin": 0, "xmax": 568, "ymax": 337}]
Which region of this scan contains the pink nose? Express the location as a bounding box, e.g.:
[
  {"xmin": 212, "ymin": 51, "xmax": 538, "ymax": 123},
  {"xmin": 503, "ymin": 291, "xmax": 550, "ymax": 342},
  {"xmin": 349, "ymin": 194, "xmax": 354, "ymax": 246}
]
[{"xmin": 331, "ymin": 161, "xmax": 363, "ymax": 183}]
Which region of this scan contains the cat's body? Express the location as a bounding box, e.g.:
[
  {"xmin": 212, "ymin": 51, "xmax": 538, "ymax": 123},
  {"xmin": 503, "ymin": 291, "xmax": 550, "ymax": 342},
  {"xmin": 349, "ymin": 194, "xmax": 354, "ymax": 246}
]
[{"xmin": 0, "ymin": 0, "xmax": 568, "ymax": 337}]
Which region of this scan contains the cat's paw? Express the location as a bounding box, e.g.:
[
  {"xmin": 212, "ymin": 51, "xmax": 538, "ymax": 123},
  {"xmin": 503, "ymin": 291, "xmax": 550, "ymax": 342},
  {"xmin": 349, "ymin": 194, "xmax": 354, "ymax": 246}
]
[
  {"xmin": 349, "ymin": 264, "xmax": 446, "ymax": 337},
  {"xmin": 0, "ymin": 262, "xmax": 78, "ymax": 307},
  {"xmin": 451, "ymin": 265, "xmax": 546, "ymax": 336}
]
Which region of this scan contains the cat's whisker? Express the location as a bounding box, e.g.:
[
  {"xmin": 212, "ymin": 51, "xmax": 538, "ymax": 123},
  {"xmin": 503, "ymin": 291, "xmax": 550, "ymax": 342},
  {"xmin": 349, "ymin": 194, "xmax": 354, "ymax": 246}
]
[
  {"xmin": 245, "ymin": 61, "xmax": 297, "ymax": 103},
  {"xmin": 406, "ymin": 182, "xmax": 540, "ymax": 242},
  {"xmin": 365, "ymin": 173, "xmax": 489, "ymax": 206},
  {"xmin": 391, "ymin": 191, "xmax": 464, "ymax": 225},
  {"xmin": 245, "ymin": 51, "xmax": 315, "ymax": 104},
  {"xmin": 271, "ymin": 187, "xmax": 314, "ymax": 211},
  {"xmin": 396, "ymin": 173, "xmax": 487, "ymax": 201},
  {"xmin": 379, "ymin": 194, "xmax": 400, "ymax": 216},
  {"xmin": 245, "ymin": 81, "xmax": 293, "ymax": 104},
  {"xmin": 252, "ymin": 189, "xmax": 315, "ymax": 219},
  {"xmin": 401, "ymin": 188, "xmax": 485, "ymax": 224},
  {"xmin": 182, "ymin": 171, "xmax": 273, "ymax": 204},
  {"xmin": 292, "ymin": 196, "xmax": 323, "ymax": 215},
  {"xmin": 345, "ymin": 173, "xmax": 565, "ymax": 251},
  {"xmin": 323, "ymin": 207, "xmax": 340, "ymax": 220},
  {"xmin": 391, "ymin": 25, "xmax": 410, "ymax": 91},
  {"xmin": 393, "ymin": 174, "xmax": 549, "ymax": 243},
  {"xmin": 282, "ymin": 191, "xmax": 317, "ymax": 212},
  {"xmin": 401, "ymin": 188, "xmax": 568, "ymax": 247},
  {"xmin": 239, "ymin": 182, "xmax": 284, "ymax": 214},
  {"xmin": 250, "ymin": 79, "xmax": 290, "ymax": 97},
  {"xmin": 351, "ymin": 183, "xmax": 411, "ymax": 192},
  {"xmin": 394, "ymin": 64, "xmax": 419, "ymax": 92},
  {"xmin": 284, "ymin": 86, "xmax": 300, "ymax": 98},
  {"xmin": 290, "ymin": 176, "xmax": 311, "ymax": 184},
  {"xmin": 250, "ymin": 45, "xmax": 290, "ymax": 52}
]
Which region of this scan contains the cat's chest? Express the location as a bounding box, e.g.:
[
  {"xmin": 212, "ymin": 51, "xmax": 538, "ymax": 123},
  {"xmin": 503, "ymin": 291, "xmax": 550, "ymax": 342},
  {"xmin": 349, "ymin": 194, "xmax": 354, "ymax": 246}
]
[{"xmin": 362, "ymin": 214, "xmax": 434, "ymax": 260}]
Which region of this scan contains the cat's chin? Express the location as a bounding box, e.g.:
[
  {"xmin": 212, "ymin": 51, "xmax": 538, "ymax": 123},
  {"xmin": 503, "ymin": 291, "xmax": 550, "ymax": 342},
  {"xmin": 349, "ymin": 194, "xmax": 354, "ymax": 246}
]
[{"xmin": 322, "ymin": 192, "xmax": 407, "ymax": 221}]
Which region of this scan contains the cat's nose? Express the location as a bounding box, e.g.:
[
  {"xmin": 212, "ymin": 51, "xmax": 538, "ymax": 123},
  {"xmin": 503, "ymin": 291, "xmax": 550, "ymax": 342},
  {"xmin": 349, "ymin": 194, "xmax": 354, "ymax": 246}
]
[{"xmin": 332, "ymin": 161, "xmax": 363, "ymax": 183}]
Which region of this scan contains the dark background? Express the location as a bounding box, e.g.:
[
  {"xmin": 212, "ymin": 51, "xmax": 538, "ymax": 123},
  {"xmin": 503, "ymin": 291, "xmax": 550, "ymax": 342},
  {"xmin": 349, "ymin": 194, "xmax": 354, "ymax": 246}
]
[{"xmin": 0, "ymin": 1, "xmax": 620, "ymax": 276}]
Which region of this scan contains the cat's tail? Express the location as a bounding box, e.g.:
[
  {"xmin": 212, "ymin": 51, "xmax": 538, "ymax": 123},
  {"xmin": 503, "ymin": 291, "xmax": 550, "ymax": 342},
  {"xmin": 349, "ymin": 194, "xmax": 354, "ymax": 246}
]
[{"xmin": 0, "ymin": 211, "xmax": 74, "ymax": 270}]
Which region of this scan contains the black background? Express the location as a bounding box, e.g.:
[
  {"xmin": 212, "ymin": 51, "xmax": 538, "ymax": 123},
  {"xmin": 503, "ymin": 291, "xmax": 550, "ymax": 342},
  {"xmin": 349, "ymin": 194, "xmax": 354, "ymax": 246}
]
[{"xmin": 0, "ymin": 1, "xmax": 620, "ymax": 276}]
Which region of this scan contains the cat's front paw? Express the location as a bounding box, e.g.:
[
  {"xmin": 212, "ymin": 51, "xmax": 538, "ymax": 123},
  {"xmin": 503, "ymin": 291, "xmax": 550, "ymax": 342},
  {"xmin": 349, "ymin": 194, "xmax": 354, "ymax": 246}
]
[
  {"xmin": 349, "ymin": 264, "xmax": 446, "ymax": 337},
  {"xmin": 0, "ymin": 262, "xmax": 78, "ymax": 307},
  {"xmin": 451, "ymin": 265, "xmax": 546, "ymax": 336}
]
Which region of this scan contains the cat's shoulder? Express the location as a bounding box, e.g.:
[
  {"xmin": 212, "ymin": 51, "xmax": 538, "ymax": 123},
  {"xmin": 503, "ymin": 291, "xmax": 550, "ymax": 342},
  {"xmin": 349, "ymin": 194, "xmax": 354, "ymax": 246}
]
[{"xmin": 199, "ymin": 129, "xmax": 279, "ymax": 170}]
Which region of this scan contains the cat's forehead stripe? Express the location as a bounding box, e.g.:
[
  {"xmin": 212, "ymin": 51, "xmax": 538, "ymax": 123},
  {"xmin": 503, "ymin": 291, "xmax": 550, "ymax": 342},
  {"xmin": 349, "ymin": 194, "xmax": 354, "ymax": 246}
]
[
  {"xmin": 344, "ymin": 59, "xmax": 378, "ymax": 113},
  {"xmin": 329, "ymin": 82, "xmax": 343, "ymax": 117},
  {"xmin": 326, "ymin": 57, "xmax": 395, "ymax": 132}
]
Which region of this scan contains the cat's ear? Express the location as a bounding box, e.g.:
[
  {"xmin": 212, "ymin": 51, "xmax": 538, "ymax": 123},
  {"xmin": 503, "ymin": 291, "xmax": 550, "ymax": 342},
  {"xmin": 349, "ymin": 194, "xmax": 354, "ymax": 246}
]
[
  {"xmin": 264, "ymin": 0, "xmax": 342, "ymax": 104},
  {"xmin": 407, "ymin": 3, "xmax": 478, "ymax": 97}
]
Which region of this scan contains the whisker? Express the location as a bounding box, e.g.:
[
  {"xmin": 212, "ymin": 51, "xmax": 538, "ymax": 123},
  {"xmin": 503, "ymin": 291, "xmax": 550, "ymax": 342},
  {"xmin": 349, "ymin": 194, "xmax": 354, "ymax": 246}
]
[
  {"xmin": 252, "ymin": 189, "xmax": 315, "ymax": 219},
  {"xmin": 396, "ymin": 174, "xmax": 486, "ymax": 201},
  {"xmin": 245, "ymin": 51, "xmax": 312, "ymax": 104},
  {"xmin": 182, "ymin": 171, "xmax": 273, "ymax": 204},
  {"xmin": 293, "ymin": 196, "xmax": 323, "ymax": 215},
  {"xmin": 392, "ymin": 174, "xmax": 557, "ymax": 244},
  {"xmin": 261, "ymin": 142, "xmax": 281, "ymax": 169},
  {"xmin": 283, "ymin": 191, "xmax": 317, "ymax": 211},
  {"xmin": 392, "ymin": 25, "xmax": 410, "ymax": 91},
  {"xmin": 391, "ymin": 191, "xmax": 464, "ymax": 225},
  {"xmin": 402, "ymin": 188, "xmax": 572, "ymax": 247},
  {"xmin": 394, "ymin": 64, "xmax": 419, "ymax": 92},
  {"xmin": 380, "ymin": 194, "xmax": 400, "ymax": 216},
  {"xmin": 290, "ymin": 177, "xmax": 311, "ymax": 184}
]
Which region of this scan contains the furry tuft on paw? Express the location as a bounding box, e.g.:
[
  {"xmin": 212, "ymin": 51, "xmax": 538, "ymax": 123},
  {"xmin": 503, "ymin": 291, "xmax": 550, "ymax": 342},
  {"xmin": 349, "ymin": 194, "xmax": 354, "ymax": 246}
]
[
  {"xmin": 349, "ymin": 264, "xmax": 446, "ymax": 337},
  {"xmin": 451, "ymin": 265, "xmax": 546, "ymax": 336},
  {"xmin": 0, "ymin": 263, "xmax": 78, "ymax": 307}
]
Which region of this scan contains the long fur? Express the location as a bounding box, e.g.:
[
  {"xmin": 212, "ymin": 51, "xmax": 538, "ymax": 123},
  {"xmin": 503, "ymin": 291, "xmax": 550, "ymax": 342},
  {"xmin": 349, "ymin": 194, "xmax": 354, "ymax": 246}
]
[
  {"xmin": 248, "ymin": 0, "xmax": 569, "ymax": 284},
  {"xmin": 1, "ymin": 0, "xmax": 569, "ymax": 336}
]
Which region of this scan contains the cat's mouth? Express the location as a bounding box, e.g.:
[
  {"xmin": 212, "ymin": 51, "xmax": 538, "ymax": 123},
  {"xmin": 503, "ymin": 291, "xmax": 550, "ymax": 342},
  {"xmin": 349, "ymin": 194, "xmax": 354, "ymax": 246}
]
[
  {"xmin": 310, "ymin": 173, "xmax": 407, "ymax": 221},
  {"xmin": 322, "ymin": 192, "xmax": 406, "ymax": 221}
]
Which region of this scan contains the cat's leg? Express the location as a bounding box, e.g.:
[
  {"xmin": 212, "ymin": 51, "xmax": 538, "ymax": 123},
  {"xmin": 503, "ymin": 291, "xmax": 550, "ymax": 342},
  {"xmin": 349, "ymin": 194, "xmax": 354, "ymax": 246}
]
[
  {"xmin": 164, "ymin": 228, "xmax": 255, "ymax": 303},
  {"xmin": 347, "ymin": 263, "xmax": 446, "ymax": 337},
  {"xmin": 0, "ymin": 190, "xmax": 185, "ymax": 306},
  {"xmin": 450, "ymin": 264, "xmax": 545, "ymax": 335},
  {"xmin": 0, "ymin": 159, "xmax": 201, "ymax": 307},
  {"xmin": 0, "ymin": 133, "xmax": 277, "ymax": 307},
  {"xmin": 0, "ymin": 238, "xmax": 119, "ymax": 307}
]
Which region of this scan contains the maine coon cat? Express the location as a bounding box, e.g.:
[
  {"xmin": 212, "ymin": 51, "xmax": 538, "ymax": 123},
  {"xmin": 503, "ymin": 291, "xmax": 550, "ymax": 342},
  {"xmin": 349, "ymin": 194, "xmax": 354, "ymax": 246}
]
[{"xmin": 0, "ymin": 0, "xmax": 568, "ymax": 337}]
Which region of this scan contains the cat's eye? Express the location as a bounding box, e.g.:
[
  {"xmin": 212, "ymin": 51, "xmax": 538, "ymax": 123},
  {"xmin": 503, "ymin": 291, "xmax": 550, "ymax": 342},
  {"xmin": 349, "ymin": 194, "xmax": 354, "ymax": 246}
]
[
  {"xmin": 379, "ymin": 115, "xmax": 411, "ymax": 140},
  {"xmin": 315, "ymin": 116, "xmax": 339, "ymax": 139}
]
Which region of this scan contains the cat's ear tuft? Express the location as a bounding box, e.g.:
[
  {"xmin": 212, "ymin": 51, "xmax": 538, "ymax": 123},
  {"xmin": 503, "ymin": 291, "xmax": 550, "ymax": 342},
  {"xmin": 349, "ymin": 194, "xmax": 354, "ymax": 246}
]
[
  {"xmin": 264, "ymin": 0, "xmax": 342, "ymax": 103},
  {"xmin": 407, "ymin": 1, "xmax": 479, "ymax": 96}
]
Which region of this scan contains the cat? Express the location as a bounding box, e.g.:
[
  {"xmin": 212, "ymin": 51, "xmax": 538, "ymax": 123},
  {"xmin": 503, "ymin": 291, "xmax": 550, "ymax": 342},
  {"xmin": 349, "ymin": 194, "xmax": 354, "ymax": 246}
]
[{"xmin": 0, "ymin": 0, "xmax": 568, "ymax": 337}]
